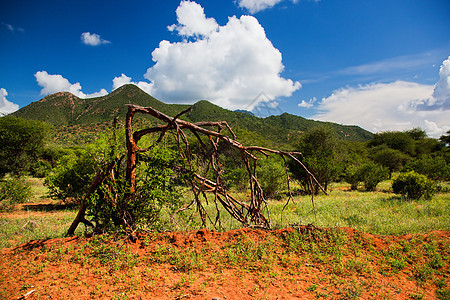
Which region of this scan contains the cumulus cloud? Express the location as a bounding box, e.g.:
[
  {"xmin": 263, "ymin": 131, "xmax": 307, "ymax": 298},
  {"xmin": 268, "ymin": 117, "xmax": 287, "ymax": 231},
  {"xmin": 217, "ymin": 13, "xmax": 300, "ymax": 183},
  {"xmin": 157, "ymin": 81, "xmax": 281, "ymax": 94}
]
[
  {"xmin": 35, "ymin": 71, "xmax": 108, "ymax": 98},
  {"xmin": 430, "ymin": 56, "xmax": 450, "ymax": 109},
  {"xmin": 236, "ymin": 0, "xmax": 283, "ymax": 13},
  {"xmin": 298, "ymin": 96, "xmax": 316, "ymax": 108},
  {"xmin": 168, "ymin": 1, "xmax": 218, "ymax": 37},
  {"xmin": 80, "ymin": 32, "xmax": 110, "ymax": 46},
  {"xmin": 313, "ymin": 60, "xmax": 450, "ymax": 138},
  {"xmin": 143, "ymin": 1, "xmax": 300, "ymax": 110},
  {"xmin": 0, "ymin": 88, "xmax": 19, "ymax": 115},
  {"xmin": 112, "ymin": 73, "xmax": 154, "ymax": 95}
]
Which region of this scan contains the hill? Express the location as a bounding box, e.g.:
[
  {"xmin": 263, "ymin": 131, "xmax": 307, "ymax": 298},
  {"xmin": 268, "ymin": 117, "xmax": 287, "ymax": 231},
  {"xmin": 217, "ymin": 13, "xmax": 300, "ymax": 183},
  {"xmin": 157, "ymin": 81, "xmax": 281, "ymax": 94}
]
[{"xmin": 11, "ymin": 84, "xmax": 373, "ymax": 145}]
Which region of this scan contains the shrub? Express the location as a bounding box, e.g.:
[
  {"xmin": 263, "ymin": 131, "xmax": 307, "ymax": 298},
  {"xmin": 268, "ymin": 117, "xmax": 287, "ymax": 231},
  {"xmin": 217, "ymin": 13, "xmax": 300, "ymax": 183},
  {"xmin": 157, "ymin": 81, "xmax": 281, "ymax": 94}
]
[
  {"xmin": 224, "ymin": 167, "xmax": 248, "ymax": 191},
  {"xmin": 45, "ymin": 150, "xmax": 98, "ymax": 204},
  {"xmin": 404, "ymin": 155, "xmax": 450, "ymax": 181},
  {"xmin": 343, "ymin": 164, "xmax": 361, "ymax": 190},
  {"xmin": 257, "ymin": 157, "xmax": 286, "ymax": 199},
  {"xmin": 392, "ymin": 171, "xmax": 436, "ymax": 200},
  {"xmin": 357, "ymin": 161, "xmax": 389, "ymax": 191},
  {"xmin": 86, "ymin": 144, "xmax": 184, "ymax": 231},
  {"xmin": 45, "ymin": 139, "xmax": 111, "ymax": 203},
  {"xmin": 30, "ymin": 160, "xmax": 52, "ymax": 178},
  {"xmin": 0, "ymin": 177, "xmax": 32, "ymax": 211}
]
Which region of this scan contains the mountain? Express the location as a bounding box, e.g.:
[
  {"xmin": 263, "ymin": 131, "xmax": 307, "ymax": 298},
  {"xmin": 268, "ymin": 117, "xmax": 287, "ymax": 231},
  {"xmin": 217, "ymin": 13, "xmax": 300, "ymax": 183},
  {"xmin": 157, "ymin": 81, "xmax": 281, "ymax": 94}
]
[{"xmin": 11, "ymin": 84, "xmax": 373, "ymax": 145}]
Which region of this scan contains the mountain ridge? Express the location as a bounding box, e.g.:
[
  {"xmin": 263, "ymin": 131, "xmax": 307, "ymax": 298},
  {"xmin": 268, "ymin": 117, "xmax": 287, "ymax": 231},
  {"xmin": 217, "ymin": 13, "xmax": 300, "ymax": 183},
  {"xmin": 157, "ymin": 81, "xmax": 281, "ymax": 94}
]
[{"xmin": 11, "ymin": 84, "xmax": 373, "ymax": 145}]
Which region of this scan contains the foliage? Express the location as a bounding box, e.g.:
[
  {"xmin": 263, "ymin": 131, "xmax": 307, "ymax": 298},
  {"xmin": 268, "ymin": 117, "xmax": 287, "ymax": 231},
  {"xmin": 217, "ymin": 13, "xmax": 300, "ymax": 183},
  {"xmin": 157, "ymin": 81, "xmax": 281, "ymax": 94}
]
[
  {"xmin": 256, "ymin": 157, "xmax": 286, "ymax": 199},
  {"xmin": 29, "ymin": 159, "xmax": 53, "ymax": 178},
  {"xmin": 290, "ymin": 126, "xmax": 345, "ymax": 193},
  {"xmin": 357, "ymin": 161, "xmax": 389, "ymax": 191},
  {"xmin": 370, "ymin": 146, "xmax": 411, "ymax": 176},
  {"xmin": 0, "ymin": 116, "xmax": 50, "ymax": 177},
  {"xmin": 404, "ymin": 155, "xmax": 450, "ymax": 181},
  {"xmin": 343, "ymin": 164, "xmax": 361, "ymax": 191},
  {"xmin": 86, "ymin": 144, "xmax": 184, "ymax": 231},
  {"xmin": 439, "ymin": 130, "xmax": 450, "ymax": 147},
  {"xmin": 45, "ymin": 142, "xmax": 109, "ymax": 203},
  {"xmin": 0, "ymin": 177, "xmax": 32, "ymax": 211},
  {"xmin": 368, "ymin": 130, "xmax": 416, "ymax": 155},
  {"xmin": 392, "ymin": 171, "xmax": 436, "ymax": 200}
]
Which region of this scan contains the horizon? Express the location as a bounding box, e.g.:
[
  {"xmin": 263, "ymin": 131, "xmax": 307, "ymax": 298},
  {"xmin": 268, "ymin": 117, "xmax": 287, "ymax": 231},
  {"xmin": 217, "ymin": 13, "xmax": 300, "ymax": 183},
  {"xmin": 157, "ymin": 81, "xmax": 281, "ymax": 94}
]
[{"xmin": 1, "ymin": 0, "xmax": 449, "ymax": 137}]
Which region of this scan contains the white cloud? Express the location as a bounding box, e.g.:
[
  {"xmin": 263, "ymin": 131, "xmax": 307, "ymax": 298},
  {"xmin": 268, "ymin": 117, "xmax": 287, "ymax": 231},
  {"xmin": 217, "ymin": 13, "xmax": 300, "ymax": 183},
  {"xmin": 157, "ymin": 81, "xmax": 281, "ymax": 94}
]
[
  {"xmin": 34, "ymin": 71, "xmax": 108, "ymax": 99},
  {"xmin": 236, "ymin": 0, "xmax": 283, "ymax": 13},
  {"xmin": 236, "ymin": 0, "xmax": 311, "ymax": 13},
  {"xmin": 314, "ymin": 78, "xmax": 450, "ymax": 138},
  {"xmin": 112, "ymin": 73, "xmax": 154, "ymax": 95},
  {"xmin": 0, "ymin": 88, "xmax": 19, "ymax": 115},
  {"xmin": 430, "ymin": 56, "xmax": 450, "ymax": 109},
  {"xmin": 142, "ymin": 1, "xmax": 300, "ymax": 111},
  {"xmin": 168, "ymin": 1, "xmax": 218, "ymax": 37},
  {"xmin": 80, "ymin": 32, "xmax": 110, "ymax": 46},
  {"xmin": 298, "ymin": 96, "xmax": 316, "ymax": 108}
]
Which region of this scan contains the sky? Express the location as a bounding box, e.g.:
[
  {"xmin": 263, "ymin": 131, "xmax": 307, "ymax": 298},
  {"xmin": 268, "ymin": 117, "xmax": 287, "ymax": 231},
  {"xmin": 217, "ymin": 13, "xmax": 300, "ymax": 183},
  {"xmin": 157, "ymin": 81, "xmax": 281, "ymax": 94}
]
[{"xmin": 1, "ymin": 0, "xmax": 449, "ymax": 137}]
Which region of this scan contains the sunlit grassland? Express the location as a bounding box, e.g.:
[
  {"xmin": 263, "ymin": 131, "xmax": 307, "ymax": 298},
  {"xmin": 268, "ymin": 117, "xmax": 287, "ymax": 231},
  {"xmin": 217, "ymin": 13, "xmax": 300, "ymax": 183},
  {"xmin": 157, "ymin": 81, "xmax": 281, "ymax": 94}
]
[
  {"xmin": 171, "ymin": 180, "xmax": 450, "ymax": 236},
  {"xmin": 1, "ymin": 178, "xmax": 449, "ymax": 248},
  {"xmin": 0, "ymin": 177, "xmax": 80, "ymax": 248}
]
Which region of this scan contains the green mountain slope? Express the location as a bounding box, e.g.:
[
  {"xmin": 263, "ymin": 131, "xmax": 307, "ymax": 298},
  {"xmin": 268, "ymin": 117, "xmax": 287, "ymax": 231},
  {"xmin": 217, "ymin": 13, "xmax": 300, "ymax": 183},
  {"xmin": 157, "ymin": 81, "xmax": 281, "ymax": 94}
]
[{"xmin": 11, "ymin": 84, "xmax": 373, "ymax": 145}]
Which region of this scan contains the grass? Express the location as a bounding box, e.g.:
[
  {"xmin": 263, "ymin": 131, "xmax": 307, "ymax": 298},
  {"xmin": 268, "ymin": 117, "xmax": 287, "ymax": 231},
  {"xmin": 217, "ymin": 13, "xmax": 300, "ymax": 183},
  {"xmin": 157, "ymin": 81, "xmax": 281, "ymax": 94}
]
[
  {"xmin": 172, "ymin": 180, "xmax": 449, "ymax": 236},
  {"xmin": 1, "ymin": 178, "xmax": 449, "ymax": 249},
  {"xmin": 0, "ymin": 177, "xmax": 81, "ymax": 248}
]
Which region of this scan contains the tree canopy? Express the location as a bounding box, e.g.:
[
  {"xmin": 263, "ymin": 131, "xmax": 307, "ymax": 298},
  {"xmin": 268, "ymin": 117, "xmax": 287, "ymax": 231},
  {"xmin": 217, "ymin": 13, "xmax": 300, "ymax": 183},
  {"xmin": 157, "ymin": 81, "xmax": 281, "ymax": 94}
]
[{"xmin": 0, "ymin": 116, "xmax": 50, "ymax": 177}]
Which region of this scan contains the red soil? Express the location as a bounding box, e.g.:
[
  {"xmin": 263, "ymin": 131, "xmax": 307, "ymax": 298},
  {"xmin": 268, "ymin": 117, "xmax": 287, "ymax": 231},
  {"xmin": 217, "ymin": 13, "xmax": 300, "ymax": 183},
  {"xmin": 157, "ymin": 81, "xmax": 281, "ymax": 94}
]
[{"xmin": 1, "ymin": 227, "xmax": 449, "ymax": 299}]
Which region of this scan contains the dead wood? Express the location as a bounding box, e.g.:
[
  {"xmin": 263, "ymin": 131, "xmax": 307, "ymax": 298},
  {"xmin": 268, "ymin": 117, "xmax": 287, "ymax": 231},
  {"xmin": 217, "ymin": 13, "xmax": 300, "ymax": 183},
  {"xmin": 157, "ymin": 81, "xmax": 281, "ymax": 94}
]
[
  {"xmin": 68, "ymin": 103, "xmax": 324, "ymax": 234},
  {"xmin": 123, "ymin": 104, "xmax": 324, "ymax": 229}
]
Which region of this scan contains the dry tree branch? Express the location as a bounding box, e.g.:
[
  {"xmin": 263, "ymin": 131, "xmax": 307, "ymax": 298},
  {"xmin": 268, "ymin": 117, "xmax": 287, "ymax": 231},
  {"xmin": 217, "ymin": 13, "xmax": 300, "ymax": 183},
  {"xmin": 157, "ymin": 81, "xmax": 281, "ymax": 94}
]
[{"xmin": 70, "ymin": 103, "xmax": 325, "ymax": 235}]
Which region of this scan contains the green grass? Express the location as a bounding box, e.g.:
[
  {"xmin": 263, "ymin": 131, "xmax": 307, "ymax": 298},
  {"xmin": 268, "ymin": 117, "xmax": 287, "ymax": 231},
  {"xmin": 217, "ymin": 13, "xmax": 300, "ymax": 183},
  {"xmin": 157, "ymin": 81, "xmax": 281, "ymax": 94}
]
[
  {"xmin": 0, "ymin": 177, "xmax": 81, "ymax": 248},
  {"xmin": 1, "ymin": 179, "xmax": 449, "ymax": 248},
  {"xmin": 170, "ymin": 180, "xmax": 449, "ymax": 236},
  {"xmin": 269, "ymin": 184, "xmax": 449, "ymax": 236}
]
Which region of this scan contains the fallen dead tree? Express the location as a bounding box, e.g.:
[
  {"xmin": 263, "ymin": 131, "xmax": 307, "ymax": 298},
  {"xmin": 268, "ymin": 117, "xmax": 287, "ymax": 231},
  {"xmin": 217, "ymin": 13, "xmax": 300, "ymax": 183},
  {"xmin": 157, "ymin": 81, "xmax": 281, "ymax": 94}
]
[{"xmin": 67, "ymin": 104, "xmax": 325, "ymax": 235}]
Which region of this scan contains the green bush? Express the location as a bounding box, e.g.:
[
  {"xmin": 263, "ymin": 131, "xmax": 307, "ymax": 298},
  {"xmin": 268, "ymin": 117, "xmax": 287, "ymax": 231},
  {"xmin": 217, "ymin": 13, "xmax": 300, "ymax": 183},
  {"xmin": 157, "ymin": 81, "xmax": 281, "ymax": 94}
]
[
  {"xmin": 86, "ymin": 144, "xmax": 184, "ymax": 231},
  {"xmin": 224, "ymin": 167, "xmax": 248, "ymax": 191},
  {"xmin": 257, "ymin": 157, "xmax": 286, "ymax": 199},
  {"xmin": 0, "ymin": 177, "xmax": 32, "ymax": 211},
  {"xmin": 357, "ymin": 161, "xmax": 389, "ymax": 191},
  {"xmin": 45, "ymin": 139, "xmax": 111, "ymax": 203},
  {"xmin": 30, "ymin": 160, "xmax": 52, "ymax": 178},
  {"xmin": 392, "ymin": 171, "xmax": 436, "ymax": 200}
]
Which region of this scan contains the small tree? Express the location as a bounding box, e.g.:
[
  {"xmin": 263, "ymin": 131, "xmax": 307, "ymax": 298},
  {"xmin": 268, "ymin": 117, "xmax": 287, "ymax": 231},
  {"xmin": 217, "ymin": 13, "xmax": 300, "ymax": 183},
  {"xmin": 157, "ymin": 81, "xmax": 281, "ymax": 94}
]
[
  {"xmin": 0, "ymin": 116, "xmax": 49, "ymax": 177},
  {"xmin": 257, "ymin": 157, "xmax": 286, "ymax": 199},
  {"xmin": 289, "ymin": 126, "xmax": 344, "ymax": 193},
  {"xmin": 45, "ymin": 142, "xmax": 109, "ymax": 204},
  {"xmin": 370, "ymin": 146, "xmax": 411, "ymax": 177},
  {"xmin": 404, "ymin": 155, "xmax": 450, "ymax": 182},
  {"xmin": 392, "ymin": 171, "xmax": 436, "ymax": 200},
  {"xmin": 357, "ymin": 161, "xmax": 389, "ymax": 191}
]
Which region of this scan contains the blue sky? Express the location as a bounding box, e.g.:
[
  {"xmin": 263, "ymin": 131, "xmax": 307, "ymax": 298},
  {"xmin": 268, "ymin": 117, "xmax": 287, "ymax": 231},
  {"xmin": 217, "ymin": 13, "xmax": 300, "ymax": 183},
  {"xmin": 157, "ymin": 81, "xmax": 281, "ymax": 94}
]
[{"xmin": 1, "ymin": 0, "xmax": 449, "ymax": 137}]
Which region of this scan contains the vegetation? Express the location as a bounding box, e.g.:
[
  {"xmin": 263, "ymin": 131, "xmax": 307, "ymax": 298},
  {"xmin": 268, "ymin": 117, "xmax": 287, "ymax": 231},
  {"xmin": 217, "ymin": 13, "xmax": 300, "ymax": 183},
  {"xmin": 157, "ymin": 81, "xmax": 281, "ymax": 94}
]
[
  {"xmin": 0, "ymin": 177, "xmax": 32, "ymax": 212},
  {"xmin": 0, "ymin": 116, "xmax": 50, "ymax": 177},
  {"xmin": 1, "ymin": 88, "xmax": 449, "ymax": 237},
  {"xmin": 392, "ymin": 171, "xmax": 436, "ymax": 200},
  {"xmin": 11, "ymin": 84, "xmax": 373, "ymax": 146}
]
